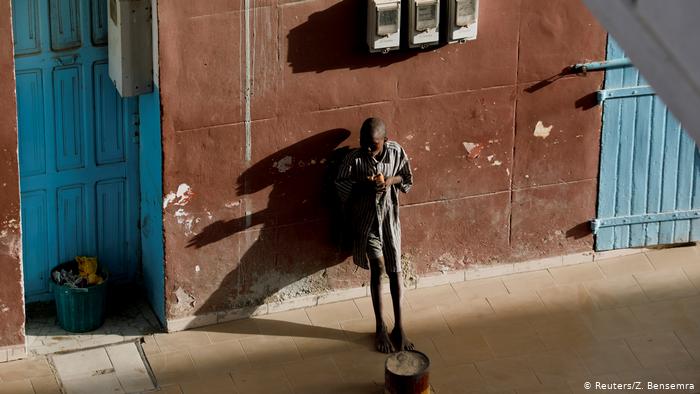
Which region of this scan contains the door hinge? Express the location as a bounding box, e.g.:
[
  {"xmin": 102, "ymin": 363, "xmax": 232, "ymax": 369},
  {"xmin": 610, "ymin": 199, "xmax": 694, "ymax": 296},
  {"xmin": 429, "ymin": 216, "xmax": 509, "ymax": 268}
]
[
  {"xmin": 597, "ymin": 85, "xmax": 655, "ymax": 102},
  {"xmin": 591, "ymin": 209, "xmax": 700, "ymax": 233}
]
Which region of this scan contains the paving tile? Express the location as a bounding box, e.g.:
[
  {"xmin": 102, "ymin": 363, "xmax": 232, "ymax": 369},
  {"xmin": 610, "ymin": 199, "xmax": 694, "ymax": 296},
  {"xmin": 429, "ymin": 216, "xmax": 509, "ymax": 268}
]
[
  {"xmin": 548, "ymin": 263, "xmax": 604, "ymax": 285},
  {"xmin": 584, "ymin": 276, "xmax": 649, "ymax": 309},
  {"xmin": 188, "ymin": 340, "xmax": 249, "ymax": 377},
  {"xmin": 305, "ymin": 300, "xmax": 362, "ymax": 325},
  {"xmin": 399, "ymin": 306, "xmax": 452, "ymax": 338},
  {"xmin": 405, "ymin": 284, "xmax": 460, "ymax": 310},
  {"xmin": 475, "ymin": 356, "xmax": 541, "ymax": 391},
  {"xmin": 52, "ymin": 348, "xmax": 113, "ymax": 379},
  {"xmin": 147, "ymin": 350, "xmax": 198, "ymax": 386},
  {"xmin": 253, "ymin": 308, "xmax": 315, "ymax": 337},
  {"xmin": 645, "ymin": 246, "xmax": 700, "ymax": 270},
  {"xmin": 596, "ymin": 253, "xmax": 655, "ymax": 278},
  {"xmin": 451, "ymin": 277, "xmax": 509, "ymax": 301},
  {"xmin": 61, "ymin": 373, "xmax": 124, "ymax": 394},
  {"xmin": 178, "ymin": 374, "xmax": 238, "ymax": 394},
  {"xmin": 0, "ymin": 379, "xmax": 35, "ymax": 394},
  {"xmin": 666, "ymin": 360, "xmax": 700, "ymax": 389},
  {"xmin": 282, "ymin": 356, "xmax": 344, "ymax": 394},
  {"xmin": 634, "ymin": 268, "xmax": 699, "ymax": 301},
  {"xmin": 292, "ymin": 321, "xmax": 351, "ymax": 359},
  {"xmin": 29, "ymin": 375, "xmax": 62, "ymax": 394},
  {"xmin": 678, "ymin": 295, "xmax": 700, "ymax": 327},
  {"xmin": 673, "ymin": 326, "xmax": 700, "ymax": 362},
  {"xmin": 481, "ymin": 323, "xmax": 547, "ymax": 358},
  {"xmin": 682, "ymin": 264, "xmax": 700, "ymax": 291},
  {"xmin": 625, "ymin": 331, "xmax": 693, "ymax": 368},
  {"xmin": 107, "ymin": 342, "xmax": 155, "ymax": 393},
  {"xmin": 438, "ymin": 298, "xmax": 495, "ymax": 334},
  {"xmin": 581, "ymin": 307, "xmax": 644, "ymax": 340},
  {"xmin": 352, "ymin": 294, "xmax": 397, "ymax": 323},
  {"xmin": 339, "ymin": 316, "xmax": 383, "ymax": 341},
  {"xmin": 154, "ymin": 385, "xmax": 184, "ymax": 394},
  {"xmin": 531, "ymin": 312, "xmax": 597, "ymax": 351},
  {"xmin": 486, "ymin": 291, "xmax": 548, "ymax": 318},
  {"xmin": 153, "ymin": 329, "xmax": 211, "ymax": 353},
  {"xmin": 331, "ymin": 348, "xmax": 387, "ymax": 386},
  {"xmin": 0, "ymin": 357, "xmax": 53, "ymax": 381},
  {"xmin": 526, "ymin": 350, "xmax": 588, "ymax": 387},
  {"xmin": 141, "ymin": 335, "xmax": 161, "ymax": 356},
  {"xmin": 574, "ymin": 338, "xmax": 642, "ymax": 375},
  {"xmin": 615, "ymin": 367, "xmax": 678, "ymax": 388},
  {"xmin": 199, "ymin": 318, "xmax": 260, "ymax": 343},
  {"xmin": 501, "ymin": 270, "xmax": 556, "ymax": 294},
  {"xmin": 629, "ymin": 299, "xmax": 698, "ymax": 332},
  {"xmin": 433, "ymin": 332, "xmax": 493, "ymax": 365},
  {"xmin": 232, "ymin": 368, "xmax": 293, "ymax": 394},
  {"xmin": 429, "ymin": 363, "xmax": 486, "ymax": 393},
  {"xmin": 239, "ymin": 335, "xmax": 302, "ymax": 367},
  {"xmin": 536, "ymin": 283, "xmax": 596, "ymax": 313}
]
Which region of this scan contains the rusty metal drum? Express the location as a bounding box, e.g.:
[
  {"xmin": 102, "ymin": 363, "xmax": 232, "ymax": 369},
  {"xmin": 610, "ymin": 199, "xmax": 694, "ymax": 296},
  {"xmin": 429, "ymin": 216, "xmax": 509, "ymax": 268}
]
[{"xmin": 385, "ymin": 350, "xmax": 431, "ymax": 394}]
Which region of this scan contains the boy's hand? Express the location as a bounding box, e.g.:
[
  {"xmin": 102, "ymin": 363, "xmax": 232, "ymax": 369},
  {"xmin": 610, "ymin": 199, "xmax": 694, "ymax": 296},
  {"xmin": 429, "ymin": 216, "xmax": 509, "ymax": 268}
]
[{"xmin": 366, "ymin": 174, "xmax": 386, "ymax": 193}]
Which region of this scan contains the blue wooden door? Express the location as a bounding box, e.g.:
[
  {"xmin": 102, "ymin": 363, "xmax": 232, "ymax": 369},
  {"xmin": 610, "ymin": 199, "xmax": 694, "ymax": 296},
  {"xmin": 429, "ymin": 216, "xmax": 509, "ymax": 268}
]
[
  {"xmin": 13, "ymin": 0, "xmax": 141, "ymax": 302},
  {"xmin": 594, "ymin": 38, "xmax": 700, "ymax": 251}
]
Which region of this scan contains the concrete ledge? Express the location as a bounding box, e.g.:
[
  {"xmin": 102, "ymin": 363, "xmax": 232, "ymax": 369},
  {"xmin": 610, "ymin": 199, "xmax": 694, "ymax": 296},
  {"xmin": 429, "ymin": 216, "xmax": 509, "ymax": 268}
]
[
  {"xmin": 0, "ymin": 344, "xmax": 26, "ymax": 362},
  {"xmin": 166, "ymin": 247, "xmax": 649, "ymax": 332}
]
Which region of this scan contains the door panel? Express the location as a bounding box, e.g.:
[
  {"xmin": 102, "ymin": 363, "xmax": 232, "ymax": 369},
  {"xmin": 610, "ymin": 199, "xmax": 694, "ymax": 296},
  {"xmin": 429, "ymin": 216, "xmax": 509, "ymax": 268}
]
[
  {"xmin": 594, "ymin": 37, "xmax": 700, "ymax": 250},
  {"xmin": 13, "ymin": 0, "xmax": 140, "ymax": 302}
]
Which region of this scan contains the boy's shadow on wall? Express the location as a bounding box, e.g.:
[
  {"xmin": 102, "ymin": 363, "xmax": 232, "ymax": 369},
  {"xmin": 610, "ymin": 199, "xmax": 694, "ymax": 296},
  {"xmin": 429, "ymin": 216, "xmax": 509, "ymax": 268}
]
[{"xmin": 187, "ymin": 129, "xmax": 356, "ymax": 315}]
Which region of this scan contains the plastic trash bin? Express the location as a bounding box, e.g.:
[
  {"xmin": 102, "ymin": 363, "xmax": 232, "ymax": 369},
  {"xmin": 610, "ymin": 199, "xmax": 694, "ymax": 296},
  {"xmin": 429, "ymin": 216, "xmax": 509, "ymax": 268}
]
[{"xmin": 50, "ymin": 261, "xmax": 108, "ymax": 333}]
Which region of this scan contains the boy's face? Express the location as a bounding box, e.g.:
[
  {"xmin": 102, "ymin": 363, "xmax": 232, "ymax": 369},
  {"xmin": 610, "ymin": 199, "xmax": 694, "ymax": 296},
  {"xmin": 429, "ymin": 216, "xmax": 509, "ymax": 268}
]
[{"xmin": 360, "ymin": 130, "xmax": 387, "ymax": 157}]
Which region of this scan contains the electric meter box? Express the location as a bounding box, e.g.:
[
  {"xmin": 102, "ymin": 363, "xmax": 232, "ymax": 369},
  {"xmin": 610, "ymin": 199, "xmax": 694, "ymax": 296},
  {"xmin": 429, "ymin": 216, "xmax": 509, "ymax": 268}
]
[
  {"xmin": 406, "ymin": 0, "xmax": 440, "ymax": 48},
  {"xmin": 108, "ymin": 0, "xmax": 153, "ymax": 97},
  {"xmin": 367, "ymin": 0, "xmax": 401, "ymax": 53},
  {"xmin": 443, "ymin": 0, "xmax": 479, "ymax": 42}
]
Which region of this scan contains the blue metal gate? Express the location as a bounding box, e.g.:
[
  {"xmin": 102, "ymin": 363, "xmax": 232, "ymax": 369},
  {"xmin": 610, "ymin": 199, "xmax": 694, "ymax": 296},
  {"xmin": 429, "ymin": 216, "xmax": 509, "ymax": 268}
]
[
  {"xmin": 13, "ymin": 0, "xmax": 141, "ymax": 301},
  {"xmin": 593, "ymin": 38, "xmax": 700, "ymax": 251}
]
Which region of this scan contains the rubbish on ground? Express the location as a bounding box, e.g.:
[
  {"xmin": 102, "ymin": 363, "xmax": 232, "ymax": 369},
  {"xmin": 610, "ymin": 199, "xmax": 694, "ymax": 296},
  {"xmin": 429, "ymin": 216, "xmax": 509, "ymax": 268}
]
[{"xmin": 52, "ymin": 256, "xmax": 104, "ymax": 288}]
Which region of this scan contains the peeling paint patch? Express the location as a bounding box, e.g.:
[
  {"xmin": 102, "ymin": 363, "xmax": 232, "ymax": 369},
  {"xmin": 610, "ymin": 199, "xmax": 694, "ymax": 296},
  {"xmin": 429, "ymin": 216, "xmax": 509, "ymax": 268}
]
[
  {"xmin": 487, "ymin": 155, "xmax": 494, "ymax": 162},
  {"xmin": 273, "ymin": 156, "xmax": 293, "ymax": 173},
  {"xmin": 171, "ymin": 287, "xmax": 196, "ymax": 315},
  {"xmin": 224, "ymin": 200, "xmax": 241, "ymax": 208},
  {"xmin": 175, "ymin": 209, "xmax": 197, "ymax": 236},
  {"xmin": 492, "ymin": 160, "xmax": 502, "ymax": 166},
  {"xmin": 195, "ymin": 265, "xmax": 200, "ymax": 273},
  {"xmin": 424, "ymin": 145, "xmax": 430, "ymax": 151},
  {"xmin": 462, "ymin": 142, "xmax": 483, "ymax": 159},
  {"xmin": 533, "ymin": 121, "xmax": 553, "ymax": 139},
  {"xmin": 163, "ymin": 183, "xmax": 194, "ymax": 209},
  {"xmin": 406, "ymin": 135, "xmax": 414, "ymax": 140}
]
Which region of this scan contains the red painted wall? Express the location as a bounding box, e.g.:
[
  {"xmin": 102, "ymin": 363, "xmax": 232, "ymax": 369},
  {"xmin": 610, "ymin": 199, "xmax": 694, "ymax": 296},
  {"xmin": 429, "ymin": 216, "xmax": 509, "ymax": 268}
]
[
  {"xmin": 158, "ymin": 0, "xmax": 607, "ymax": 319},
  {"xmin": 0, "ymin": 1, "xmax": 26, "ymax": 347}
]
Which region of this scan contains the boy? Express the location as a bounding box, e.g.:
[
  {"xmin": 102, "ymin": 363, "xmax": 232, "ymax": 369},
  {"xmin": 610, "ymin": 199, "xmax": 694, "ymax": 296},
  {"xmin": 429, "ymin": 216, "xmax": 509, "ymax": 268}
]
[{"xmin": 335, "ymin": 117, "xmax": 414, "ymax": 353}]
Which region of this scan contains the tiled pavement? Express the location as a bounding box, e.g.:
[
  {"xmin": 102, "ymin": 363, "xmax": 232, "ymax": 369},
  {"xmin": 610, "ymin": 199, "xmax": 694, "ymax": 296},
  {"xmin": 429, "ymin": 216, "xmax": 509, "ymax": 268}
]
[
  {"xmin": 24, "ymin": 285, "xmax": 161, "ymax": 356},
  {"xmin": 2, "ymin": 245, "xmax": 700, "ymax": 393}
]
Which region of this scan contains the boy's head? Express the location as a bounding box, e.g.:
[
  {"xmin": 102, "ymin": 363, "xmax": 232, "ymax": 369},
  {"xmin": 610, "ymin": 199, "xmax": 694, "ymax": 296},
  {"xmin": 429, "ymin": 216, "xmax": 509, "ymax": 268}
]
[{"xmin": 360, "ymin": 117, "xmax": 388, "ymax": 156}]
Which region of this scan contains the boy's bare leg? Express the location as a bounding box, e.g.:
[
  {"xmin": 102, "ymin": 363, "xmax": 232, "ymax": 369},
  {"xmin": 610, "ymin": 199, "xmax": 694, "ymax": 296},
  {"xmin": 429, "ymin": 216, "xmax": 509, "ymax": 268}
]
[
  {"xmin": 388, "ymin": 271, "xmax": 414, "ymax": 351},
  {"xmin": 369, "ymin": 256, "xmax": 394, "ymax": 353}
]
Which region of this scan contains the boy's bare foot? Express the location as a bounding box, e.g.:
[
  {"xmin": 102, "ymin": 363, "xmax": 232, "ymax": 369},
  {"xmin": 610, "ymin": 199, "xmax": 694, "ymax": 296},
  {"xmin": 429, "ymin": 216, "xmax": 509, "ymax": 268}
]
[
  {"xmin": 391, "ymin": 327, "xmax": 415, "ymax": 351},
  {"xmin": 376, "ymin": 324, "xmax": 395, "ymax": 353}
]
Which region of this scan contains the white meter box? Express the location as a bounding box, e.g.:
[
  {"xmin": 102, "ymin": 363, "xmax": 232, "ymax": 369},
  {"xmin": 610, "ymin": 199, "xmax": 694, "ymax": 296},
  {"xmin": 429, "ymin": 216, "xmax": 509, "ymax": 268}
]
[
  {"xmin": 367, "ymin": 0, "xmax": 401, "ymax": 53},
  {"xmin": 444, "ymin": 0, "xmax": 479, "ymax": 42},
  {"xmin": 108, "ymin": 0, "xmax": 153, "ymax": 97},
  {"xmin": 407, "ymin": 0, "xmax": 440, "ymax": 48}
]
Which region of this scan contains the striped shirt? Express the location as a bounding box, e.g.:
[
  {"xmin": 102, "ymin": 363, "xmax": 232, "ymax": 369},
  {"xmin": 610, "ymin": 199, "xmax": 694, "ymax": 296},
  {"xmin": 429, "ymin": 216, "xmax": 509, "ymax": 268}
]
[{"xmin": 334, "ymin": 140, "xmax": 413, "ymax": 272}]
